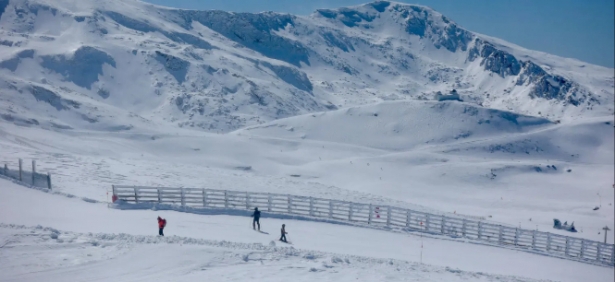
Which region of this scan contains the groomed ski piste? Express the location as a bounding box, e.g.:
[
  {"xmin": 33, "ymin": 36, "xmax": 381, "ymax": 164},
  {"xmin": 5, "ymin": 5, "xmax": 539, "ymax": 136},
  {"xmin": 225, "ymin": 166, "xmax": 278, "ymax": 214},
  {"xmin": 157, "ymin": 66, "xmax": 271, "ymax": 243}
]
[{"xmin": 0, "ymin": 178, "xmax": 613, "ymax": 282}]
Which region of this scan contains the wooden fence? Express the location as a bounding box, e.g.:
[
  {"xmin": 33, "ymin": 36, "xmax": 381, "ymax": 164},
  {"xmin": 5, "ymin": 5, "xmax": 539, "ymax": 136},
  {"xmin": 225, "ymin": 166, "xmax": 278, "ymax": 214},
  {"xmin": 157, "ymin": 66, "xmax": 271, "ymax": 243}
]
[{"xmin": 112, "ymin": 185, "xmax": 615, "ymax": 266}]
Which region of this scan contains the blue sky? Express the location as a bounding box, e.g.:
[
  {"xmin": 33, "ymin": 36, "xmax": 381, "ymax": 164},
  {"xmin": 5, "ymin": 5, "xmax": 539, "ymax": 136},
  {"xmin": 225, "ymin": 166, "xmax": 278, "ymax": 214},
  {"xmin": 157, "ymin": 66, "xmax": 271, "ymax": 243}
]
[{"xmin": 143, "ymin": 0, "xmax": 614, "ymax": 68}]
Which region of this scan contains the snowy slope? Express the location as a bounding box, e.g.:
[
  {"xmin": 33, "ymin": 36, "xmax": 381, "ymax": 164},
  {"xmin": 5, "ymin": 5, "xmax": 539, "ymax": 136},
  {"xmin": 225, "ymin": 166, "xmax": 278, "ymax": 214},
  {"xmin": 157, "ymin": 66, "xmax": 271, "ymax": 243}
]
[
  {"xmin": 1, "ymin": 180, "xmax": 613, "ymax": 282},
  {"xmin": 0, "ymin": 0, "xmax": 613, "ymax": 133}
]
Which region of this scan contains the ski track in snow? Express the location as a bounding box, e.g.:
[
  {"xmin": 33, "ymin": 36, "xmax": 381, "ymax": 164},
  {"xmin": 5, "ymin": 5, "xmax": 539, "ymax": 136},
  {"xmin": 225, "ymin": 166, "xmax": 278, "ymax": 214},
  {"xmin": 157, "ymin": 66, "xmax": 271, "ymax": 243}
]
[{"xmin": 0, "ymin": 223, "xmax": 552, "ymax": 282}]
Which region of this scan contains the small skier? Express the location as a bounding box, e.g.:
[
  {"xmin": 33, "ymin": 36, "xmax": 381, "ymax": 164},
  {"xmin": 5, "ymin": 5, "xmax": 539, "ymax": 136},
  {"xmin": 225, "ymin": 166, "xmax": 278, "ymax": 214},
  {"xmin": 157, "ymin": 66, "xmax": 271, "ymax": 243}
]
[
  {"xmin": 251, "ymin": 207, "xmax": 261, "ymax": 231},
  {"xmin": 280, "ymin": 224, "xmax": 288, "ymax": 243},
  {"xmin": 157, "ymin": 216, "xmax": 167, "ymax": 236}
]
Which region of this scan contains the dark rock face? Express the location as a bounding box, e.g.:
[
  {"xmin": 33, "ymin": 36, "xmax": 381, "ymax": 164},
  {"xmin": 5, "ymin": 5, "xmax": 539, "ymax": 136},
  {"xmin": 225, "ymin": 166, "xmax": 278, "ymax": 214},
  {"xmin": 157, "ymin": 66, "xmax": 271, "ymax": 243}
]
[
  {"xmin": 29, "ymin": 85, "xmax": 80, "ymax": 111},
  {"xmin": 104, "ymin": 11, "xmax": 215, "ymax": 50},
  {"xmin": 0, "ymin": 49, "xmax": 35, "ymax": 72},
  {"xmin": 469, "ymin": 39, "xmax": 591, "ymax": 107},
  {"xmin": 259, "ymin": 61, "xmax": 313, "ymax": 92},
  {"xmin": 170, "ymin": 10, "xmax": 310, "ymax": 67},
  {"xmin": 154, "ymin": 51, "xmax": 190, "ymax": 84},
  {"xmin": 40, "ymin": 47, "xmax": 116, "ymax": 89},
  {"xmin": 469, "ymin": 39, "xmax": 520, "ymax": 77}
]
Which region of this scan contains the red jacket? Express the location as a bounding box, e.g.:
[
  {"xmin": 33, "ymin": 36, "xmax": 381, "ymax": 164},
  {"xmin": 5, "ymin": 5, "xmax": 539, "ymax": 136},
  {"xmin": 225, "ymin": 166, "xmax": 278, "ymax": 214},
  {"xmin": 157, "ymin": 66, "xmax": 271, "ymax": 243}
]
[{"xmin": 158, "ymin": 217, "xmax": 166, "ymax": 228}]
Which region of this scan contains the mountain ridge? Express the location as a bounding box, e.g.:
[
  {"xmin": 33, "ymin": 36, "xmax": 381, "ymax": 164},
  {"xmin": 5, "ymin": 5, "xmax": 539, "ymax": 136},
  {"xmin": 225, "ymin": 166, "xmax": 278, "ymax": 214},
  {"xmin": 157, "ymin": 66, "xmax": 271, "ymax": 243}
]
[{"xmin": 0, "ymin": 0, "xmax": 612, "ymax": 132}]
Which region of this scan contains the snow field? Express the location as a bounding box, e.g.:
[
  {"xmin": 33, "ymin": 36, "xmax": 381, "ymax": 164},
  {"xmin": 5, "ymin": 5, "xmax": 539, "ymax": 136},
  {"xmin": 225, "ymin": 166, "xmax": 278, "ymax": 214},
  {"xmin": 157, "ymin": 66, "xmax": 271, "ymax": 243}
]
[{"xmin": 1, "ymin": 180, "xmax": 613, "ymax": 282}]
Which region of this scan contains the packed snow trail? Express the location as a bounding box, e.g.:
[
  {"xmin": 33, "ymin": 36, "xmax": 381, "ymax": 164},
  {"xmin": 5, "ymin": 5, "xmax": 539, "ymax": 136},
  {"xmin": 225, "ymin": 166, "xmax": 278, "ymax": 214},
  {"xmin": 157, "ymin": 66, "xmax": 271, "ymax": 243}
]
[
  {"xmin": 0, "ymin": 225, "xmax": 550, "ymax": 282},
  {"xmin": 0, "ymin": 180, "xmax": 612, "ymax": 282}
]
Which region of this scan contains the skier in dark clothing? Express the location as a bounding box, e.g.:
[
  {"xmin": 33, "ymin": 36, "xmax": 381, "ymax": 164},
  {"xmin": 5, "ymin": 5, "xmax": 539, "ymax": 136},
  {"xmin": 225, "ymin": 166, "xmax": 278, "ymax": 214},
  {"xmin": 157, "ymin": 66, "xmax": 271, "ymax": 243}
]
[
  {"xmin": 280, "ymin": 224, "xmax": 288, "ymax": 243},
  {"xmin": 157, "ymin": 216, "xmax": 167, "ymax": 236},
  {"xmin": 251, "ymin": 207, "xmax": 261, "ymax": 231}
]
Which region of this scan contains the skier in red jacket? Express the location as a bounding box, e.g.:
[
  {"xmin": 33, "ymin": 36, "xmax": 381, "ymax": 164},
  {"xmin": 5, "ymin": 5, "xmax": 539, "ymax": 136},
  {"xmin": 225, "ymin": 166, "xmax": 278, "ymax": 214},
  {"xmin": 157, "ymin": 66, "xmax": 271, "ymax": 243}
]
[{"xmin": 157, "ymin": 216, "xmax": 167, "ymax": 236}]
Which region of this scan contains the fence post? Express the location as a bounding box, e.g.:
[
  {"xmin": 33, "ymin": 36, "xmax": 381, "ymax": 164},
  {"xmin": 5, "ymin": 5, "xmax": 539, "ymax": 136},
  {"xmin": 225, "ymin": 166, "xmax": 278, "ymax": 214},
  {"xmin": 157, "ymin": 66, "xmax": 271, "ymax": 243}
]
[
  {"xmin": 596, "ymin": 243, "xmax": 602, "ymax": 262},
  {"xmin": 288, "ymin": 195, "xmax": 292, "ymax": 214},
  {"xmin": 532, "ymin": 230, "xmax": 537, "ymax": 249},
  {"xmin": 441, "ymin": 216, "xmax": 446, "ymax": 234},
  {"xmin": 406, "ymin": 210, "xmax": 411, "ymax": 227},
  {"xmin": 181, "ymin": 188, "xmax": 185, "ymax": 207},
  {"xmin": 514, "ymin": 228, "xmax": 519, "ymax": 246},
  {"xmin": 246, "ymin": 192, "xmax": 250, "ymax": 210},
  {"xmin": 31, "ymin": 160, "xmax": 36, "ymax": 185},
  {"xmin": 47, "ymin": 173, "xmax": 52, "ymax": 190},
  {"xmin": 203, "ymin": 189, "xmax": 208, "ymax": 207},
  {"xmin": 328, "ymin": 200, "xmax": 333, "ymax": 219},
  {"xmin": 611, "ymin": 245, "xmax": 615, "ymax": 265},
  {"xmin": 461, "ymin": 219, "xmax": 467, "ymax": 237},
  {"xmin": 477, "ymin": 222, "xmax": 482, "ymax": 239},
  {"xmin": 565, "ymin": 238, "xmax": 570, "ymax": 256},
  {"xmin": 368, "ymin": 204, "xmax": 373, "ymax": 224},
  {"xmin": 498, "ymin": 226, "xmax": 504, "ymax": 244},
  {"xmin": 580, "ymin": 240, "xmax": 585, "ymax": 259},
  {"xmin": 425, "ymin": 214, "xmax": 431, "ymax": 232},
  {"xmin": 157, "ymin": 188, "xmax": 161, "ymax": 203},
  {"xmin": 18, "ymin": 158, "xmax": 22, "ymax": 181},
  {"xmin": 267, "ymin": 194, "xmax": 272, "ymax": 212},
  {"xmin": 309, "ymin": 197, "xmax": 314, "ymax": 217},
  {"xmin": 134, "ymin": 187, "xmax": 139, "ymax": 203},
  {"xmin": 348, "ymin": 203, "xmax": 353, "ymax": 221},
  {"xmin": 386, "ymin": 207, "xmax": 391, "ymax": 227},
  {"xmin": 224, "ymin": 191, "xmax": 228, "ymax": 208},
  {"xmin": 546, "ymin": 233, "xmax": 552, "ymax": 251}
]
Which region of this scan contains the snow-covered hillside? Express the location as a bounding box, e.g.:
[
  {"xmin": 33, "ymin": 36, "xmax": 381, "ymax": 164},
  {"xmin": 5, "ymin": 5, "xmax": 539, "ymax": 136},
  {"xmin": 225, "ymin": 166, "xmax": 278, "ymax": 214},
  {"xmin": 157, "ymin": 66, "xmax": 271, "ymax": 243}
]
[{"xmin": 0, "ymin": 0, "xmax": 613, "ymax": 132}]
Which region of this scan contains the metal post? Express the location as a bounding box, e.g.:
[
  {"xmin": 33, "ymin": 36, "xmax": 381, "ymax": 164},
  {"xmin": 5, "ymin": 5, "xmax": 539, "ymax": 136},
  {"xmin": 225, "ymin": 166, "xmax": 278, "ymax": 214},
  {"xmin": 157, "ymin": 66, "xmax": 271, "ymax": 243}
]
[
  {"xmin": 498, "ymin": 226, "xmax": 504, "ymax": 244},
  {"xmin": 425, "ymin": 214, "xmax": 431, "ymax": 232},
  {"xmin": 157, "ymin": 188, "xmax": 161, "ymax": 203},
  {"xmin": 348, "ymin": 203, "xmax": 352, "ymax": 221},
  {"xmin": 18, "ymin": 158, "xmax": 22, "ymax": 181},
  {"xmin": 328, "ymin": 200, "xmax": 333, "ymax": 219},
  {"xmin": 531, "ymin": 230, "xmax": 537, "ymax": 249},
  {"xmin": 267, "ymin": 194, "xmax": 272, "ymax": 212},
  {"xmin": 478, "ymin": 222, "xmax": 482, "ymax": 239},
  {"xmin": 580, "ymin": 240, "xmax": 586, "ymax": 258},
  {"xmin": 441, "ymin": 216, "xmax": 446, "ymax": 234},
  {"xmin": 603, "ymin": 226, "xmax": 610, "ymax": 244},
  {"xmin": 610, "ymin": 245, "xmax": 615, "ymax": 265},
  {"xmin": 368, "ymin": 204, "xmax": 373, "ymax": 224},
  {"xmin": 288, "ymin": 195, "xmax": 292, "ymax": 214},
  {"xmin": 386, "ymin": 207, "xmax": 391, "ymax": 227},
  {"xmin": 181, "ymin": 188, "xmax": 185, "ymax": 207},
  {"xmin": 246, "ymin": 192, "xmax": 250, "ymax": 210},
  {"xmin": 565, "ymin": 238, "xmax": 570, "ymax": 256},
  {"xmin": 134, "ymin": 187, "xmax": 139, "ymax": 203},
  {"xmin": 203, "ymin": 189, "xmax": 208, "ymax": 207},
  {"xmin": 309, "ymin": 197, "xmax": 314, "ymax": 217},
  {"xmin": 31, "ymin": 160, "xmax": 36, "ymax": 185},
  {"xmin": 462, "ymin": 219, "xmax": 467, "ymax": 237},
  {"xmin": 514, "ymin": 228, "xmax": 519, "ymax": 246},
  {"xmin": 546, "ymin": 233, "xmax": 552, "ymax": 251},
  {"xmin": 47, "ymin": 173, "xmax": 52, "ymax": 190},
  {"xmin": 224, "ymin": 191, "xmax": 228, "ymax": 208},
  {"xmin": 406, "ymin": 210, "xmax": 411, "ymax": 227}
]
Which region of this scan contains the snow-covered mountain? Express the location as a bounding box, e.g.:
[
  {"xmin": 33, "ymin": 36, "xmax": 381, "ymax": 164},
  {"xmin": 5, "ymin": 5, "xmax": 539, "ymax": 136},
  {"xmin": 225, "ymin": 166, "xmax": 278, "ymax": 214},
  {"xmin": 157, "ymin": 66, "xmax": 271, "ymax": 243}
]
[{"xmin": 0, "ymin": 0, "xmax": 613, "ymax": 132}]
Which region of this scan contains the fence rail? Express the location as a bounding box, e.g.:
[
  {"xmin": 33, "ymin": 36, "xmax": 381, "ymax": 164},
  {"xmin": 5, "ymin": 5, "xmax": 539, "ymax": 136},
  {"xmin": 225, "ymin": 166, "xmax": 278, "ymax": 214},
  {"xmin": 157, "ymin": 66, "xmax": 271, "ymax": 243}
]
[
  {"xmin": 1, "ymin": 158, "xmax": 51, "ymax": 189},
  {"xmin": 112, "ymin": 185, "xmax": 615, "ymax": 266}
]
